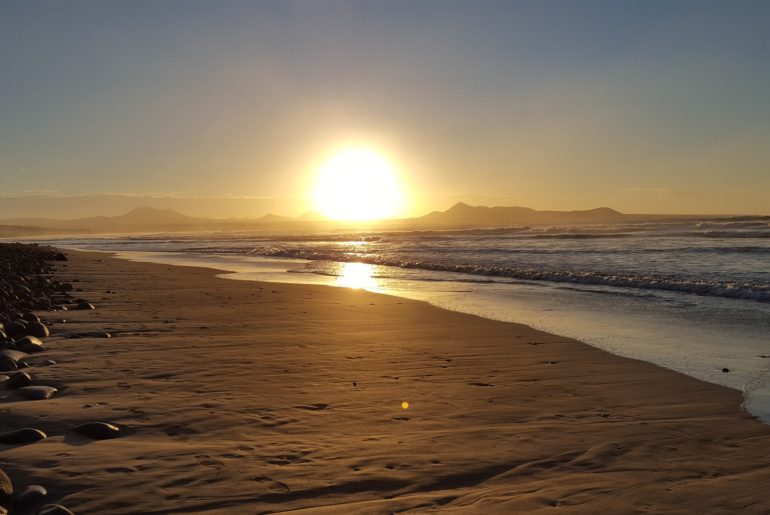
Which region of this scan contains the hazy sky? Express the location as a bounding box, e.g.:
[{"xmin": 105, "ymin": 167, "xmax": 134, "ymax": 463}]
[{"xmin": 1, "ymin": 0, "xmax": 769, "ymax": 216}]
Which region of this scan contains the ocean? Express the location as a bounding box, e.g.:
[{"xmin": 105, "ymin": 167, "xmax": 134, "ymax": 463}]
[{"xmin": 38, "ymin": 216, "xmax": 770, "ymax": 421}]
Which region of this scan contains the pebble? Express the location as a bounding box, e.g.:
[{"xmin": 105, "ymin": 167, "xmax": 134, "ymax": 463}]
[
  {"xmin": 4, "ymin": 320, "xmax": 27, "ymax": 338},
  {"xmin": 12, "ymin": 484, "xmax": 47, "ymax": 513},
  {"xmin": 0, "ymin": 428, "xmax": 47, "ymax": 445},
  {"xmin": 5, "ymin": 371, "xmax": 32, "ymax": 389},
  {"xmin": 74, "ymin": 302, "xmax": 95, "ymax": 310},
  {"xmin": 0, "ymin": 358, "xmax": 16, "ymax": 372},
  {"xmin": 14, "ymin": 386, "xmax": 57, "ymax": 401},
  {"xmin": 14, "ymin": 336, "xmax": 46, "ymax": 354},
  {"xmin": 0, "ymin": 349, "xmax": 28, "ymax": 362},
  {"xmin": 75, "ymin": 422, "xmax": 121, "ymax": 440},
  {"xmin": 21, "ymin": 312, "xmax": 40, "ymax": 323},
  {"xmin": 25, "ymin": 321, "xmax": 49, "ymax": 338}
]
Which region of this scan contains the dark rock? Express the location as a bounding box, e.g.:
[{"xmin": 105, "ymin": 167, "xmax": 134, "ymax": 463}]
[
  {"xmin": 4, "ymin": 320, "xmax": 27, "ymax": 338},
  {"xmin": 6, "ymin": 371, "xmax": 31, "ymax": 389},
  {"xmin": 14, "ymin": 386, "xmax": 57, "ymax": 400},
  {"xmin": 722, "ymin": 368, "xmax": 730, "ymax": 373},
  {"xmin": 21, "ymin": 312, "xmax": 40, "ymax": 323},
  {"xmin": 0, "ymin": 349, "xmax": 27, "ymax": 362},
  {"xmin": 24, "ymin": 322, "xmax": 49, "ymax": 338},
  {"xmin": 38, "ymin": 504, "xmax": 75, "ymax": 515},
  {"xmin": 0, "ymin": 467, "xmax": 11, "ymax": 504},
  {"xmin": 0, "ymin": 428, "xmax": 46, "ymax": 444},
  {"xmin": 52, "ymin": 252, "xmax": 68, "ymax": 261},
  {"xmin": 0, "ymin": 358, "xmax": 16, "ymax": 372},
  {"xmin": 12, "ymin": 484, "xmax": 47, "ymax": 513},
  {"xmin": 33, "ymin": 299, "xmax": 52, "ymax": 310},
  {"xmin": 75, "ymin": 422, "xmax": 120, "ymax": 440},
  {"xmin": 74, "ymin": 302, "xmax": 95, "ymax": 310},
  {"xmin": 15, "ymin": 336, "xmax": 46, "ymax": 354}
]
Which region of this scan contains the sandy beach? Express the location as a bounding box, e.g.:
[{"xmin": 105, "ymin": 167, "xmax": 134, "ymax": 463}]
[{"xmin": 1, "ymin": 248, "xmax": 770, "ymax": 514}]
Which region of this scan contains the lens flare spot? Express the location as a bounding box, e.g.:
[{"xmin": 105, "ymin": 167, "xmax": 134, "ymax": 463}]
[{"xmin": 401, "ymin": 401, "xmax": 409, "ymax": 410}]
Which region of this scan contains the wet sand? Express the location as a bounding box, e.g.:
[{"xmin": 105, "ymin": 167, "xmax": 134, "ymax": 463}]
[{"xmin": 2, "ymin": 249, "xmax": 770, "ymax": 514}]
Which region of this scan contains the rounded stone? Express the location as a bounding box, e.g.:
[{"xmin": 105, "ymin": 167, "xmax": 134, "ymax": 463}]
[
  {"xmin": 75, "ymin": 302, "xmax": 95, "ymax": 310},
  {"xmin": 14, "ymin": 336, "xmax": 46, "ymax": 354},
  {"xmin": 0, "ymin": 349, "xmax": 28, "ymax": 362},
  {"xmin": 75, "ymin": 422, "xmax": 120, "ymax": 440},
  {"xmin": 5, "ymin": 371, "xmax": 32, "ymax": 389},
  {"xmin": 12, "ymin": 484, "xmax": 47, "ymax": 513},
  {"xmin": 21, "ymin": 312, "xmax": 40, "ymax": 323},
  {"xmin": 0, "ymin": 358, "xmax": 16, "ymax": 372},
  {"xmin": 14, "ymin": 386, "xmax": 57, "ymax": 400},
  {"xmin": 0, "ymin": 428, "xmax": 47, "ymax": 445},
  {"xmin": 25, "ymin": 321, "xmax": 49, "ymax": 338},
  {"xmin": 4, "ymin": 320, "xmax": 26, "ymax": 338}
]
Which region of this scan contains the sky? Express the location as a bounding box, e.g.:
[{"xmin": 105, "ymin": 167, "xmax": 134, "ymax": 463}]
[{"xmin": 1, "ymin": 0, "xmax": 769, "ymax": 217}]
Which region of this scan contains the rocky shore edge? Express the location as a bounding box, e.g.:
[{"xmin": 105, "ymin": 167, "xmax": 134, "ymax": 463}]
[{"xmin": 1, "ymin": 243, "xmax": 119, "ymax": 515}]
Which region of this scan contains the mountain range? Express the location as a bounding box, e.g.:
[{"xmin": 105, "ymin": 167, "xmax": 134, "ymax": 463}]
[{"xmin": 0, "ymin": 203, "xmax": 696, "ymax": 237}]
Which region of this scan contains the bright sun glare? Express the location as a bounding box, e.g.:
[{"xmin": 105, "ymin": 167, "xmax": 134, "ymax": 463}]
[{"xmin": 314, "ymin": 149, "xmax": 403, "ymax": 221}]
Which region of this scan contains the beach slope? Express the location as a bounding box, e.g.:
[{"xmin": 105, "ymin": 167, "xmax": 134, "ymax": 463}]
[{"xmin": 2, "ymin": 250, "xmax": 770, "ymax": 514}]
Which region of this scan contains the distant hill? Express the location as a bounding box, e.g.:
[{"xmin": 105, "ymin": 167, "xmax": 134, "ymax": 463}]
[
  {"xmin": 0, "ymin": 207, "xmax": 336, "ymax": 236},
  {"xmin": 1, "ymin": 207, "xmax": 207, "ymax": 233},
  {"xmin": 256, "ymin": 213, "xmax": 295, "ymax": 223},
  {"xmin": 416, "ymin": 202, "xmax": 628, "ymax": 227},
  {"xmin": 0, "ymin": 203, "xmax": 708, "ymax": 238}
]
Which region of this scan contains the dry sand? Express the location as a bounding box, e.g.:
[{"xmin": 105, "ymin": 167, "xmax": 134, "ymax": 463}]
[{"xmin": 2, "ymin": 250, "xmax": 770, "ymax": 514}]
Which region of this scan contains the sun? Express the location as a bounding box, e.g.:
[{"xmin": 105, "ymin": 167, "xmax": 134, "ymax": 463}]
[{"xmin": 313, "ymin": 149, "xmax": 403, "ymax": 221}]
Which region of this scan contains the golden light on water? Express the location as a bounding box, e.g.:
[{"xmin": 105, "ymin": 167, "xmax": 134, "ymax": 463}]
[
  {"xmin": 401, "ymin": 401, "xmax": 409, "ymax": 410},
  {"xmin": 335, "ymin": 262, "xmax": 379, "ymax": 291},
  {"xmin": 313, "ymin": 148, "xmax": 404, "ymax": 221}
]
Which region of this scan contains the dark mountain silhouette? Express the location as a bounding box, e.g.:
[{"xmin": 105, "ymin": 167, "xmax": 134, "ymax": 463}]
[
  {"xmin": 417, "ymin": 202, "xmax": 627, "ymax": 227},
  {"xmin": 0, "ymin": 203, "xmax": 708, "ymax": 237},
  {"xmin": 2, "ymin": 207, "xmax": 205, "ymax": 232}
]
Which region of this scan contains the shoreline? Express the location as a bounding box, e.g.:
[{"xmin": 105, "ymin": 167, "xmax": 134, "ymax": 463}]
[
  {"xmin": 2, "ymin": 248, "xmax": 770, "ymax": 513},
  {"xmin": 55, "ymin": 245, "xmax": 770, "ymax": 423}
]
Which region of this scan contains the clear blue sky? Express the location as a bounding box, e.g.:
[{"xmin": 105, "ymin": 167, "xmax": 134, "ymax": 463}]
[{"xmin": 1, "ymin": 0, "xmax": 768, "ymax": 215}]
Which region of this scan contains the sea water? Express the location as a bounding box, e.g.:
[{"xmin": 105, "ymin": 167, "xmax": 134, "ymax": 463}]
[{"xmin": 36, "ymin": 216, "xmax": 770, "ymax": 421}]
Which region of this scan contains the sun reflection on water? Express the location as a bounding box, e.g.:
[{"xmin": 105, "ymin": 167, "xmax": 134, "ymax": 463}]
[{"xmin": 335, "ymin": 262, "xmax": 379, "ymax": 291}]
